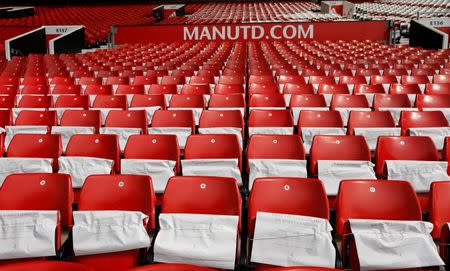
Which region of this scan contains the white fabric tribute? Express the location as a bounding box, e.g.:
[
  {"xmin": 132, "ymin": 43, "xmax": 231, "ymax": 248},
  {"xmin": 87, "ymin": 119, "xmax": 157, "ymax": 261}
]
[
  {"xmin": 121, "ymin": 159, "xmax": 176, "ymax": 193},
  {"xmin": 154, "ymin": 213, "xmax": 239, "ymax": 269},
  {"xmin": 12, "ymin": 108, "xmax": 46, "ymax": 122},
  {"xmin": 386, "ymin": 160, "xmax": 450, "ymax": 192},
  {"xmin": 248, "ymin": 159, "xmax": 308, "ymax": 190},
  {"xmin": 251, "ymin": 212, "xmax": 335, "ymax": 268},
  {"xmin": 51, "ymin": 126, "xmax": 94, "ymax": 152},
  {"xmin": 301, "ymin": 127, "xmax": 347, "ymax": 154},
  {"xmin": 182, "ymin": 159, "xmax": 242, "ymax": 185},
  {"xmin": 73, "ymin": 211, "xmax": 151, "ymax": 256},
  {"xmin": 100, "ymin": 127, "xmax": 142, "ymax": 153},
  {"xmin": 91, "ymin": 108, "xmax": 122, "ymax": 125},
  {"xmin": 318, "ymin": 160, "xmax": 376, "ymax": 196},
  {"xmin": 147, "ymin": 127, "xmax": 191, "ymax": 149},
  {"xmin": 349, "ymin": 219, "xmax": 444, "ymax": 270},
  {"xmin": 0, "ymin": 210, "xmax": 58, "ymax": 260},
  {"xmin": 248, "ymin": 127, "xmax": 293, "ymax": 137},
  {"xmin": 409, "ymin": 127, "xmax": 450, "ymax": 150},
  {"xmin": 58, "ymin": 157, "xmax": 114, "ymax": 188},
  {"xmin": 49, "ymin": 108, "xmax": 83, "ymax": 124},
  {"xmin": 353, "ymin": 127, "xmax": 401, "ymax": 151},
  {"xmin": 4, "ymin": 125, "xmax": 48, "ymax": 149},
  {"xmin": 0, "ymin": 158, "xmax": 53, "ymax": 186}
]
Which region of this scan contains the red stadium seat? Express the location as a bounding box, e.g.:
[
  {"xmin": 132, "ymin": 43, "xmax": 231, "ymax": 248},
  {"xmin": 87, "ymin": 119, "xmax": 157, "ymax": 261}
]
[
  {"xmin": 17, "ymin": 96, "xmax": 52, "ymax": 108},
  {"xmin": 430, "ymin": 181, "xmax": 450, "ymax": 239},
  {"xmin": 54, "ymin": 95, "xmax": 89, "ymax": 109},
  {"xmin": 0, "ymin": 261, "xmax": 94, "ymax": 271},
  {"xmin": 0, "ymin": 173, "xmax": 73, "ymax": 227},
  {"xmin": 15, "ymin": 110, "xmax": 57, "ymax": 126},
  {"xmin": 400, "ymin": 111, "xmax": 448, "ymax": 135},
  {"xmin": 336, "ymin": 180, "xmax": 422, "ymax": 269},
  {"xmin": 60, "ymin": 110, "xmax": 102, "ymax": 132},
  {"xmin": 249, "ymin": 94, "xmax": 286, "ymax": 108},
  {"xmin": 104, "ymin": 110, "xmax": 148, "ymax": 133},
  {"xmin": 248, "ymin": 110, "xmax": 294, "ymax": 136},
  {"xmin": 74, "ymin": 174, "xmax": 155, "ymax": 271},
  {"xmin": 290, "ymin": 94, "xmax": 327, "ymax": 107}
]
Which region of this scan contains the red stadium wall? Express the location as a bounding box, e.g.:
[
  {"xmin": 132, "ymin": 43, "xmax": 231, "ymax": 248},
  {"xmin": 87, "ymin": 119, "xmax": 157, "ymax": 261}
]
[
  {"xmin": 113, "ymin": 21, "xmax": 389, "ymax": 45},
  {"xmin": 0, "ymin": 26, "xmax": 36, "ymax": 43}
]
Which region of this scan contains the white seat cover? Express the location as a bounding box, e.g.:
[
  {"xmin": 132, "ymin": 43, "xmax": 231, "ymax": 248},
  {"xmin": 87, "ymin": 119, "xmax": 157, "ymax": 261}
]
[
  {"xmin": 349, "ymin": 219, "xmax": 444, "ymax": 270},
  {"xmin": 181, "ymin": 159, "xmax": 242, "ymax": 185},
  {"xmin": 422, "ymin": 108, "xmax": 450, "ymax": 122},
  {"xmin": 377, "ymin": 107, "xmax": 419, "ymax": 125},
  {"xmin": 409, "ymin": 127, "xmax": 450, "ymax": 150},
  {"xmin": 248, "ymin": 127, "xmax": 294, "ymax": 137},
  {"xmin": 292, "ymin": 107, "xmax": 329, "ymax": 125},
  {"xmin": 0, "ymin": 210, "xmax": 58, "ymax": 260},
  {"xmin": 168, "ymin": 107, "xmax": 203, "ymax": 125},
  {"xmin": 248, "ymin": 159, "xmax": 307, "ymax": 190},
  {"xmin": 251, "ymin": 212, "xmax": 335, "ymax": 268},
  {"xmin": 334, "ymin": 108, "xmax": 371, "ymax": 126},
  {"xmin": 91, "ymin": 108, "xmax": 122, "ymax": 125},
  {"xmin": 0, "ymin": 158, "xmax": 53, "ymax": 186},
  {"xmin": 58, "ymin": 157, "xmax": 114, "ymax": 188},
  {"xmin": 386, "ymin": 160, "xmax": 450, "ymax": 192},
  {"xmin": 100, "ymin": 127, "xmax": 142, "ymax": 153},
  {"xmin": 51, "ymin": 126, "xmax": 95, "ymax": 152},
  {"xmin": 121, "ymin": 159, "xmax": 176, "ymax": 193},
  {"xmin": 4, "ymin": 125, "xmax": 48, "ymax": 149},
  {"xmin": 318, "ymin": 160, "xmax": 376, "ymax": 196},
  {"xmin": 73, "ymin": 211, "xmax": 151, "ymax": 256},
  {"xmin": 154, "ymin": 213, "xmax": 239, "ymax": 270},
  {"xmin": 128, "ymin": 106, "xmax": 161, "ymax": 124},
  {"xmin": 147, "ymin": 127, "xmax": 191, "ymax": 149},
  {"xmin": 353, "ymin": 127, "xmax": 401, "ymax": 150},
  {"xmin": 198, "ymin": 127, "xmax": 243, "ymax": 149},
  {"xmin": 301, "ymin": 127, "xmax": 347, "ymax": 154}
]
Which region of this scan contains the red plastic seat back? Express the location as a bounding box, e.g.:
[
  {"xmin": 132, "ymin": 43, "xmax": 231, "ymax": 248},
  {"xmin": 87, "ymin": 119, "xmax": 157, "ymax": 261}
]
[
  {"xmin": 60, "ymin": 110, "xmax": 102, "ymax": 132},
  {"xmin": 425, "ymin": 83, "xmax": 450, "ymax": 94},
  {"xmin": 416, "ymin": 94, "xmax": 450, "ymax": 108},
  {"xmin": 336, "ymin": 180, "xmax": 422, "ymax": 235},
  {"xmin": 129, "ymin": 94, "xmax": 165, "ymax": 109},
  {"xmin": 116, "ymin": 85, "xmax": 145, "ymax": 95},
  {"xmin": 0, "ymin": 173, "xmax": 73, "ymax": 227},
  {"xmin": 124, "ymin": 134, "xmax": 180, "ymax": 173},
  {"xmin": 184, "ymin": 134, "xmax": 242, "ymax": 170},
  {"xmin": 92, "ymin": 95, "xmax": 127, "ymax": 109},
  {"xmin": 317, "ymin": 84, "xmax": 350, "ymax": 94},
  {"xmin": 373, "ymin": 94, "xmax": 411, "ymax": 109},
  {"xmin": 84, "ymin": 85, "xmax": 113, "ymax": 96},
  {"xmin": 148, "ymin": 84, "xmax": 177, "ymax": 95},
  {"xmin": 298, "ymin": 110, "xmax": 343, "ymax": 127},
  {"xmin": 340, "ymin": 76, "xmax": 367, "ymax": 85},
  {"xmin": 249, "ymin": 94, "xmax": 285, "ymax": 108},
  {"xmin": 310, "ymin": 135, "xmax": 370, "ymax": 175},
  {"xmin": 248, "ymin": 177, "xmax": 329, "ymax": 235},
  {"xmin": 400, "ymin": 111, "xmax": 448, "ymax": 135},
  {"xmin": 283, "ymin": 83, "xmax": 314, "ymax": 95},
  {"xmin": 18, "ymin": 95, "xmax": 52, "ymax": 108},
  {"xmin": 180, "ymin": 85, "xmax": 211, "ymax": 95},
  {"xmin": 331, "ymin": 94, "xmax": 370, "ymax": 108},
  {"xmin": 65, "ymin": 134, "xmax": 120, "ymax": 172},
  {"xmin": 15, "ymin": 110, "xmax": 57, "ymax": 126},
  {"xmin": 78, "ymin": 174, "xmax": 155, "ymax": 228},
  {"xmin": 151, "ymin": 110, "xmax": 195, "ymax": 131},
  {"xmin": 0, "ymin": 261, "xmax": 94, "ymax": 271},
  {"xmin": 248, "ymin": 110, "xmax": 293, "ymax": 127},
  {"xmin": 347, "ymin": 111, "xmax": 396, "ymax": 134},
  {"xmin": 54, "ymin": 95, "xmax": 89, "ymax": 109},
  {"xmin": 247, "ymin": 135, "xmax": 305, "ymax": 171},
  {"xmin": 290, "ymin": 94, "xmax": 327, "ymax": 107},
  {"xmin": 169, "ymin": 94, "xmax": 205, "ymax": 109},
  {"xmin": 105, "ymin": 110, "xmax": 148, "ymax": 132},
  {"xmin": 0, "ymin": 95, "xmax": 15, "ymax": 108},
  {"xmin": 390, "ymin": 84, "xmax": 422, "ymax": 94},
  {"xmin": 375, "ymin": 136, "xmax": 439, "ymax": 176},
  {"xmin": 208, "ymin": 94, "xmax": 245, "ymax": 108},
  {"xmin": 0, "ymin": 110, "xmax": 12, "ymax": 127},
  {"xmin": 199, "ymin": 110, "xmax": 244, "ymax": 131},
  {"xmin": 162, "ymin": 176, "xmax": 242, "ymax": 229},
  {"xmin": 430, "ymin": 181, "xmax": 450, "ymax": 238},
  {"xmin": 353, "ymin": 84, "xmax": 385, "ymax": 94}
]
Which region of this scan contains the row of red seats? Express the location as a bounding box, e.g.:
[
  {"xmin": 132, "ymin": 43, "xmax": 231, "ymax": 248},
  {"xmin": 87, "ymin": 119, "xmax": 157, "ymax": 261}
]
[{"xmin": 0, "ymin": 173, "xmax": 448, "ymax": 270}]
